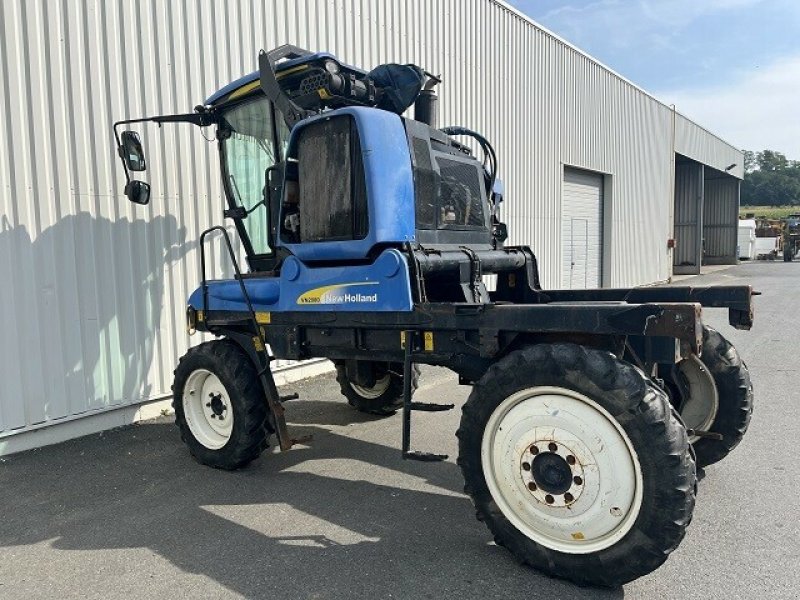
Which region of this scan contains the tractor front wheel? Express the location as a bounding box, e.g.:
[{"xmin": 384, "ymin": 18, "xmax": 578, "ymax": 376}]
[
  {"xmin": 457, "ymin": 344, "xmax": 696, "ymax": 587},
  {"xmin": 172, "ymin": 340, "xmax": 272, "ymax": 470}
]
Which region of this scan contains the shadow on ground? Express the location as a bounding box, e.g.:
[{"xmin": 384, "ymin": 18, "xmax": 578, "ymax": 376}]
[{"xmin": 0, "ymin": 385, "xmax": 622, "ymax": 600}]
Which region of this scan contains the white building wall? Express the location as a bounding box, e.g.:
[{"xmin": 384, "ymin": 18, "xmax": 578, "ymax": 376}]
[
  {"xmin": 0, "ymin": 0, "xmax": 743, "ymax": 449},
  {"xmin": 675, "ymin": 113, "xmax": 745, "ymax": 179}
]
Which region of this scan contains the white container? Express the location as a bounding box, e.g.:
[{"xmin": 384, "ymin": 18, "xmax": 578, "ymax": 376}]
[
  {"xmin": 755, "ymin": 236, "xmax": 779, "ymax": 257},
  {"xmin": 737, "ymin": 220, "xmax": 757, "ymax": 260}
]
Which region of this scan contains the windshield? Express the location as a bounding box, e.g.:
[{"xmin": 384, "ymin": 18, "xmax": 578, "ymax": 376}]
[{"xmin": 221, "ymin": 97, "xmax": 282, "ymax": 255}]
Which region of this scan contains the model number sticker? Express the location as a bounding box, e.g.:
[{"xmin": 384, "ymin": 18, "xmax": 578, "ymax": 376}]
[{"xmin": 297, "ymin": 282, "xmax": 379, "ymax": 305}]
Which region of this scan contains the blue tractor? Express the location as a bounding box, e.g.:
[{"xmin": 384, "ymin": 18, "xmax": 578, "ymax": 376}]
[{"xmin": 114, "ymin": 46, "xmax": 755, "ymax": 586}]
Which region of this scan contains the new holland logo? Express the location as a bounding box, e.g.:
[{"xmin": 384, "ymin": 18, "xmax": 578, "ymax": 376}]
[{"xmin": 297, "ymin": 282, "xmax": 380, "ymax": 305}]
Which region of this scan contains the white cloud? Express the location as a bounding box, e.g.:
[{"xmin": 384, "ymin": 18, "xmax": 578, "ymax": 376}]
[
  {"xmin": 655, "ymin": 55, "xmax": 800, "ymax": 158},
  {"xmin": 540, "ymin": 0, "xmax": 766, "ymax": 46}
]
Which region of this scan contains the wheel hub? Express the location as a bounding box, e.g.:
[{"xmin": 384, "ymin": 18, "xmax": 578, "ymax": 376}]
[
  {"xmin": 674, "ymin": 355, "xmax": 719, "ymax": 442},
  {"xmin": 183, "ymin": 369, "xmax": 234, "ymax": 449},
  {"xmin": 207, "ymin": 393, "xmax": 227, "ymax": 419},
  {"xmin": 520, "ymin": 440, "xmax": 585, "ymax": 507},
  {"xmin": 481, "ymin": 386, "xmax": 643, "ymax": 554},
  {"xmin": 350, "ymin": 373, "xmax": 391, "ymax": 399}
]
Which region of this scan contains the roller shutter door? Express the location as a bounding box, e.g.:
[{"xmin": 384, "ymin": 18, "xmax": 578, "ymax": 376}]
[{"xmin": 561, "ymin": 168, "xmax": 603, "ymax": 289}]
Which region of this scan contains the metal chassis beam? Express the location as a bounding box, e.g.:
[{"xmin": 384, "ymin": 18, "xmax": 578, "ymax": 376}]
[
  {"xmin": 200, "ymin": 300, "xmax": 704, "ymax": 370},
  {"xmin": 528, "ymin": 285, "xmax": 756, "ymax": 330}
]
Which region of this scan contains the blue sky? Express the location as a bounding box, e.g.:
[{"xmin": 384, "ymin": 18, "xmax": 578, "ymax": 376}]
[{"xmin": 506, "ymin": 0, "xmax": 800, "ymax": 158}]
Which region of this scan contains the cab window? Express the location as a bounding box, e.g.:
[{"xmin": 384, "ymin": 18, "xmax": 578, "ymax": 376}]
[{"xmin": 221, "ymin": 97, "xmax": 279, "ymax": 255}]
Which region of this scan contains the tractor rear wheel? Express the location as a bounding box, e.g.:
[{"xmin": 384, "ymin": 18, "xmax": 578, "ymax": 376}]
[
  {"xmin": 693, "ymin": 327, "xmax": 753, "ymax": 467},
  {"xmin": 457, "ymin": 343, "xmax": 695, "ymax": 587},
  {"xmin": 172, "ymin": 339, "xmax": 272, "ymax": 470},
  {"xmin": 662, "ymin": 326, "xmax": 753, "ymax": 468},
  {"xmin": 335, "ymin": 361, "xmax": 419, "ymax": 415}
]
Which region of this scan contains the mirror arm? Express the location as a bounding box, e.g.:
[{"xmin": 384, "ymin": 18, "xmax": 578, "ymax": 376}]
[
  {"xmin": 113, "ymin": 108, "xmax": 217, "ymax": 196},
  {"xmin": 112, "ymin": 109, "xmax": 216, "ymax": 131}
]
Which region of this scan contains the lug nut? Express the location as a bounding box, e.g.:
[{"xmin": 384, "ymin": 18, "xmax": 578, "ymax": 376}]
[
  {"xmin": 530, "ymin": 445, "xmax": 539, "ymax": 455},
  {"xmin": 522, "ymin": 462, "xmax": 531, "ymax": 471},
  {"xmin": 573, "ymin": 476, "xmax": 583, "ymax": 485},
  {"xmin": 548, "ymin": 442, "xmax": 558, "ymax": 452},
  {"xmin": 205, "ymin": 402, "xmax": 211, "ymax": 408},
  {"xmin": 528, "ymin": 482, "xmax": 537, "ymax": 491},
  {"xmin": 545, "ymin": 494, "xmax": 554, "ymax": 504},
  {"xmin": 566, "ymin": 455, "xmax": 576, "ymax": 466},
  {"xmin": 564, "ymin": 492, "xmax": 574, "ymax": 503}
]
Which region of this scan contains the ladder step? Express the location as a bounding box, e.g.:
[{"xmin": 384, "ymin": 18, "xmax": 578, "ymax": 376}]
[
  {"xmin": 409, "ymin": 402, "xmax": 455, "ymax": 412},
  {"xmin": 403, "ymin": 451, "xmax": 449, "ymax": 462}
]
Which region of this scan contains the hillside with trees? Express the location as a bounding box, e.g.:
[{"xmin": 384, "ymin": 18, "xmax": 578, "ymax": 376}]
[{"xmin": 741, "ymin": 150, "xmax": 800, "ymax": 206}]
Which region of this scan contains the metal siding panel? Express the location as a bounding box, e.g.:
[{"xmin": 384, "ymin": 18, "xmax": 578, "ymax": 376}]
[
  {"xmin": 0, "ymin": 0, "xmax": 749, "ymax": 439},
  {"xmin": 673, "ymin": 163, "xmax": 703, "ymax": 268},
  {"xmin": 675, "ymin": 113, "xmax": 744, "ymax": 179},
  {"xmin": 703, "ymin": 177, "xmax": 739, "ymax": 260}
]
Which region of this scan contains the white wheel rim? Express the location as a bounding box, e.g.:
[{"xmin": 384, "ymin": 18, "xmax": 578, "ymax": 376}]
[
  {"xmin": 350, "ymin": 374, "xmax": 391, "ymax": 399},
  {"xmin": 182, "ymin": 369, "xmax": 234, "ymax": 450},
  {"xmin": 481, "ymin": 386, "xmax": 643, "ymax": 554},
  {"xmin": 677, "ymin": 356, "xmax": 719, "ymax": 442}
]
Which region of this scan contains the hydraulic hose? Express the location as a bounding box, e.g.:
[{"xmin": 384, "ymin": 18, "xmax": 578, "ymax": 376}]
[{"xmin": 439, "ymin": 126, "xmax": 498, "ymax": 199}]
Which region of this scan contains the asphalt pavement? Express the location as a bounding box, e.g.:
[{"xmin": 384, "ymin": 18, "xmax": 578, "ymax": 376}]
[{"xmin": 1, "ymin": 261, "xmax": 798, "ymax": 600}]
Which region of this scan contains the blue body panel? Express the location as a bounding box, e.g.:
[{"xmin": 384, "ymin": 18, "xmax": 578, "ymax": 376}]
[
  {"xmin": 279, "ymin": 107, "xmax": 416, "ymax": 262},
  {"xmin": 205, "ymin": 53, "xmax": 367, "ymax": 105},
  {"xmin": 188, "ymin": 248, "xmax": 413, "ymax": 313}
]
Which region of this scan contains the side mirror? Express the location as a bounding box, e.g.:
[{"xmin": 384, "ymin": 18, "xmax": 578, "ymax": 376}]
[
  {"xmin": 125, "ymin": 180, "xmax": 151, "ymax": 205},
  {"xmin": 491, "ymin": 178, "xmax": 504, "ymax": 206},
  {"xmin": 492, "ymin": 221, "xmax": 508, "ymax": 244},
  {"xmin": 119, "ymin": 130, "xmax": 147, "ymax": 172}
]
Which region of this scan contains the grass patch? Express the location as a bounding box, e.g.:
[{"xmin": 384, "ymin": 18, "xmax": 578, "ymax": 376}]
[{"xmin": 740, "ymin": 206, "xmax": 800, "ymax": 220}]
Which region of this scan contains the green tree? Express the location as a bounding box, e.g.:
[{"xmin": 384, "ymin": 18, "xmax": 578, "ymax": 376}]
[
  {"xmin": 756, "ymin": 149, "xmax": 789, "ymax": 172},
  {"xmin": 741, "ymin": 149, "xmax": 800, "ymax": 206},
  {"xmin": 743, "ymin": 150, "xmax": 757, "ymax": 174}
]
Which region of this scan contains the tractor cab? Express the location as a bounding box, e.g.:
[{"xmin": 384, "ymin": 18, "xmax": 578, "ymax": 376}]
[{"xmin": 114, "ymin": 46, "xmax": 508, "ymax": 306}]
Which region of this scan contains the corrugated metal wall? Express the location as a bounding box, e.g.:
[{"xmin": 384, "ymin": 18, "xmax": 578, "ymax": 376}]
[
  {"xmin": 703, "ymin": 175, "xmax": 740, "ymax": 262},
  {"xmin": 675, "ymin": 113, "xmax": 744, "ymax": 179},
  {"xmin": 0, "ymin": 0, "xmax": 743, "ymax": 442},
  {"xmin": 673, "ymin": 161, "xmax": 704, "ymax": 273}
]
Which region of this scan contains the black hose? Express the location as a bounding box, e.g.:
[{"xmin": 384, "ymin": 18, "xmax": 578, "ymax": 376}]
[{"xmin": 439, "ymin": 126, "xmax": 497, "ymax": 200}]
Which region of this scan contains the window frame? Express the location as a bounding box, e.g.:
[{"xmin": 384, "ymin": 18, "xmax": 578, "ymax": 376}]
[
  {"xmin": 218, "ymin": 96, "xmax": 284, "ymax": 267},
  {"xmin": 293, "ymin": 115, "xmax": 369, "ymax": 244}
]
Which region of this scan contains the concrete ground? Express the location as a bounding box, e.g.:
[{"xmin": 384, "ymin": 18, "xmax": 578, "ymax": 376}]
[{"xmin": 1, "ymin": 261, "xmax": 797, "ymax": 600}]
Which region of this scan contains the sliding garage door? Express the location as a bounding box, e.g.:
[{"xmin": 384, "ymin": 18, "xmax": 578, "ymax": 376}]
[{"xmin": 561, "ymin": 167, "xmax": 604, "ymax": 289}]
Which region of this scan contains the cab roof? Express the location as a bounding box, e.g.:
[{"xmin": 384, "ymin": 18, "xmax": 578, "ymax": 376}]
[{"xmin": 204, "ymin": 52, "xmax": 366, "ymax": 106}]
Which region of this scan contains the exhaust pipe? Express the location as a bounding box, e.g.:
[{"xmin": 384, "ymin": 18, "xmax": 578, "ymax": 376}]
[{"xmin": 414, "ymin": 73, "xmax": 441, "ymax": 128}]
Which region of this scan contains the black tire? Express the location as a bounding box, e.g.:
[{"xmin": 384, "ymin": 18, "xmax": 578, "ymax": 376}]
[
  {"xmin": 692, "ymin": 326, "xmax": 754, "ymax": 468},
  {"xmin": 335, "ymin": 361, "xmax": 419, "ymax": 415},
  {"xmin": 172, "ymin": 339, "xmax": 272, "ymax": 470},
  {"xmin": 457, "ymin": 344, "xmax": 696, "ymax": 588},
  {"xmin": 783, "ymin": 248, "xmax": 792, "ymax": 262}
]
